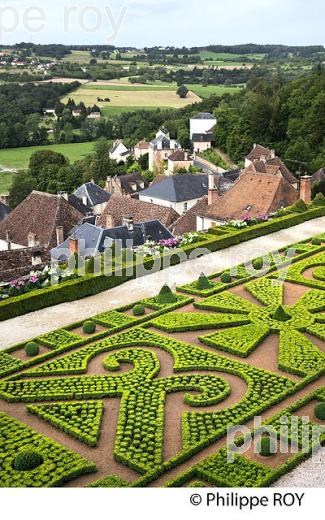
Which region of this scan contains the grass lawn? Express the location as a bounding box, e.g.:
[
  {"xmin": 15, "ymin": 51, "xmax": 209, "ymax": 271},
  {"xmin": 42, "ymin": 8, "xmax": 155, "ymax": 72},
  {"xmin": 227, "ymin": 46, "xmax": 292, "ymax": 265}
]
[
  {"xmin": 187, "ymin": 84, "xmax": 244, "ymax": 97},
  {"xmin": 81, "ymin": 83, "xmax": 175, "ymax": 91},
  {"xmin": 0, "ymin": 142, "xmax": 95, "ymax": 171},
  {"xmin": 0, "ymin": 170, "xmax": 15, "ymax": 194},
  {"xmin": 62, "ymin": 86, "xmax": 202, "ymax": 111}
]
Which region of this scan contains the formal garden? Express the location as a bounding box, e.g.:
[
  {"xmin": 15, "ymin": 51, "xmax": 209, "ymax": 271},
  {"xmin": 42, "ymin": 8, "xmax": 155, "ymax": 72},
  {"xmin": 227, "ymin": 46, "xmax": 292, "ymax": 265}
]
[{"xmin": 0, "ymin": 234, "xmax": 324, "ymax": 487}]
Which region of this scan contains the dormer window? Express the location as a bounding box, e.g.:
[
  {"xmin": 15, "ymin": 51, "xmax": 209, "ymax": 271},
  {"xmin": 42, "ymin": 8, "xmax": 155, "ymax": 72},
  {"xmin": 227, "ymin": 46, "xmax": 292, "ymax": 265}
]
[{"xmin": 130, "ymin": 183, "xmax": 137, "ymax": 191}]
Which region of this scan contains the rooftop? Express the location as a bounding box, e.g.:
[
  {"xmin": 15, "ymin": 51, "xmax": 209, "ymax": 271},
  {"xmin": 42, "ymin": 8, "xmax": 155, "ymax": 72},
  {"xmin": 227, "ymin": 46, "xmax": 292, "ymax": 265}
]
[
  {"xmin": 74, "ymin": 182, "xmax": 111, "ymax": 207},
  {"xmin": 191, "ymin": 112, "xmax": 216, "ymax": 120}
]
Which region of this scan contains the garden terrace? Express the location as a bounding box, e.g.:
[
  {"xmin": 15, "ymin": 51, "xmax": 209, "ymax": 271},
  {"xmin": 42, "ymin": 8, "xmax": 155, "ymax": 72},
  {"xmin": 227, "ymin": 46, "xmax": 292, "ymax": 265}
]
[{"xmin": 0, "ymin": 242, "xmax": 324, "ymax": 487}]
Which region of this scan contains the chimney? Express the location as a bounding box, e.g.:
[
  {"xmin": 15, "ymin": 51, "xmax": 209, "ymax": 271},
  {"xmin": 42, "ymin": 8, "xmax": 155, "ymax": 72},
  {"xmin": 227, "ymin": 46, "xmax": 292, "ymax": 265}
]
[
  {"xmin": 299, "ymin": 176, "xmax": 312, "ymax": 203},
  {"xmin": 69, "ymin": 236, "xmax": 79, "ymax": 255},
  {"xmin": 105, "ymin": 176, "xmax": 114, "ymax": 194},
  {"xmin": 105, "ymin": 214, "xmax": 115, "ymax": 228},
  {"xmin": 5, "ymin": 229, "xmax": 11, "ymax": 251},
  {"xmin": 27, "ymin": 232, "xmax": 39, "ymax": 248},
  {"xmin": 208, "ymin": 173, "xmax": 220, "ymax": 205},
  {"xmin": 56, "ymin": 225, "xmax": 64, "ymax": 246},
  {"xmin": 122, "ymin": 216, "xmax": 134, "ymax": 231},
  {"xmin": 271, "ymin": 149, "xmax": 276, "ymax": 159},
  {"xmin": 31, "ymin": 250, "xmax": 42, "ymax": 266},
  {"xmin": 90, "ymin": 178, "xmax": 95, "ymax": 184}
]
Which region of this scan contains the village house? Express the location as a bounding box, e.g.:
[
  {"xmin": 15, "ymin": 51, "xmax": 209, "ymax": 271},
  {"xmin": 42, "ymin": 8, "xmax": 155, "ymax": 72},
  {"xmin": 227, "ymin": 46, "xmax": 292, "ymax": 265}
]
[
  {"xmin": 0, "ymin": 247, "xmax": 50, "ymax": 284},
  {"xmin": 190, "ymin": 112, "xmax": 216, "ymax": 153},
  {"xmin": 72, "ymin": 108, "xmax": 82, "ymax": 117},
  {"xmin": 134, "ymin": 139, "xmax": 149, "ymax": 160},
  {"xmin": 148, "ymin": 128, "xmax": 182, "ymax": 171},
  {"xmin": 104, "ymin": 172, "xmax": 148, "ymax": 197},
  {"xmin": 87, "ymin": 110, "xmax": 101, "ymax": 119},
  {"xmin": 243, "ymin": 155, "xmax": 298, "ymax": 188},
  {"xmin": 43, "ymin": 108, "xmax": 57, "ymax": 119},
  {"xmin": 196, "ymin": 171, "xmax": 312, "ymax": 231},
  {"xmin": 74, "ymin": 181, "xmax": 111, "ymax": 215},
  {"xmin": 0, "ymin": 191, "xmax": 84, "ymax": 251},
  {"xmin": 109, "ymin": 140, "xmax": 132, "ymax": 163},
  {"xmin": 97, "ymin": 194, "xmax": 179, "ymax": 230},
  {"xmin": 245, "ymin": 143, "xmax": 276, "ymax": 167},
  {"xmin": 167, "ymin": 150, "xmax": 193, "ymax": 175}
]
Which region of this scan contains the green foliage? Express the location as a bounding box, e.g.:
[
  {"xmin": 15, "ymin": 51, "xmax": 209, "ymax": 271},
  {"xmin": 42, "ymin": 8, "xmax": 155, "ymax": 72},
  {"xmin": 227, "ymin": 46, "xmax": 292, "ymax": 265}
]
[
  {"xmin": 88, "ymin": 475, "xmax": 129, "ymax": 488},
  {"xmin": 272, "ymin": 305, "xmax": 291, "ymax": 322},
  {"xmin": 13, "ymin": 449, "xmax": 43, "ymax": 471},
  {"xmin": 85, "ymin": 257, "xmax": 95, "ymax": 274},
  {"xmin": 200, "ymin": 323, "xmax": 270, "ymax": 357},
  {"xmin": 312, "ymin": 193, "xmax": 325, "ymax": 207},
  {"xmin": 28, "ymin": 401, "xmax": 104, "ymax": 447},
  {"xmin": 133, "ymin": 304, "xmax": 145, "ymax": 316},
  {"xmin": 220, "ymin": 272, "xmax": 232, "ymax": 283},
  {"xmin": 83, "ymin": 320, "xmax": 96, "ymax": 334},
  {"xmin": 39, "ymin": 329, "xmax": 83, "ymax": 349},
  {"xmin": 0, "ymin": 412, "xmax": 95, "ymax": 487},
  {"xmin": 258, "ymin": 436, "xmax": 275, "ymax": 457},
  {"xmin": 289, "ymin": 199, "xmax": 309, "ymax": 213},
  {"xmin": 314, "ymin": 402, "xmax": 325, "ymax": 420},
  {"xmin": 25, "ymin": 342, "xmax": 40, "ymax": 357},
  {"xmin": 150, "ymin": 312, "xmax": 250, "ymax": 332},
  {"xmin": 155, "ymin": 285, "xmax": 177, "ymax": 305},
  {"xmin": 311, "ymin": 237, "xmax": 322, "ymax": 245},
  {"xmin": 197, "ymin": 273, "xmax": 212, "ymax": 290}
]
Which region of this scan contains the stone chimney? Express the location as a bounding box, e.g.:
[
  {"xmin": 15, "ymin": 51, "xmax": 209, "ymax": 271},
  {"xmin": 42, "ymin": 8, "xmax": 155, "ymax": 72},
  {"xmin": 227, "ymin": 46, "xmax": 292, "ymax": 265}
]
[
  {"xmin": 208, "ymin": 173, "xmax": 220, "ymax": 206},
  {"xmin": 56, "ymin": 226, "xmax": 64, "ymax": 246},
  {"xmin": 105, "ymin": 214, "xmax": 115, "ymax": 228},
  {"xmin": 299, "ymin": 176, "xmax": 312, "ymax": 203},
  {"xmin": 105, "ymin": 176, "xmax": 114, "ymax": 194},
  {"xmin": 90, "ymin": 178, "xmax": 95, "ymax": 184},
  {"xmin": 27, "ymin": 232, "xmax": 39, "ymax": 248},
  {"xmin": 5, "ymin": 229, "xmax": 11, "ymax": 251},
  {"xmin": 122, "ymin": 216, "xmax": 134, "ymax": 231},
  {"xmin": 69, "ymin": 236, "xmax": 79, "ymax": 255}
]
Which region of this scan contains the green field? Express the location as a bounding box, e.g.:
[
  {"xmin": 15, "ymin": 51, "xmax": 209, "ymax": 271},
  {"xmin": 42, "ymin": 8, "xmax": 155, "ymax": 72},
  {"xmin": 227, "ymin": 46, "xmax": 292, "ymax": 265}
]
[
  {"xmin": 187, "ymin": 84, "xmax": 244, "ymax": 97},
  {"xmin": 101, "ymin": 106, "xmax": 172, "ymax": 116},
  {"xmin": 0, "ymin": 142, "xmax": 95, "ymax": 171},
  {"xmin": 81, "ymin": 83, "xmax": 176, "ymax": 91}
]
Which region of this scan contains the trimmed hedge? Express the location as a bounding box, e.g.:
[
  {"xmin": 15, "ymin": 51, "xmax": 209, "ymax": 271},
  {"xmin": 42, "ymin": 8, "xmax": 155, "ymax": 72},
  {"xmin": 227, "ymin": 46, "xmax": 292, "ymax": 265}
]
[
  {"xmin": 13, "ymin": 450, "xmax": 43, "ymax": 471},
  {"xmin": 25, "ymin": 342, "xmax": 40, "ymax": 357},
  {"xmin": 83, "ymin": 321, "xmax": 96, "ymax": 334}
]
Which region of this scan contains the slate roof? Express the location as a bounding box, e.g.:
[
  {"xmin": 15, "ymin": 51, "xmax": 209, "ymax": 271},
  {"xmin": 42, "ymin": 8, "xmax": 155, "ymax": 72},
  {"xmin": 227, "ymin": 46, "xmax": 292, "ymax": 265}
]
[
  {"xmin": 97, "ymin": 194, "xmax": 179, "ymax": 229},
  {"xmin": 140, "ymin": 174, "xmax": 221, "ymax": 203},
  {"xmin": 191, "ymin": 112, "xmax": 216, "ymax": 120},
  {"xmin": 150, "ymin": 135, "xmax": 173, "ymax": 150},
  {"xmin": 168, "ymin": 150, "xmax": 191, "ymax": 162},
  {"xmin": 0, "ymin": 191, "xmax": 84, "ymax": 248},
  {"xmin": 0, "ymin": 201, "xmax": 11, "ymax": 221},
  {"xmin": 199, "ymin": 171, "xmax": 298, "ymax": 221},
  {"xmin": 52, "ymin": 220, "xmax": 174, "ymax": 257},
  {"xmin": 66, "ymin": 194, "xmax": 91, "ymax": 215},
  {"xmin": 74, "ymin": 182, "xmax": 111, "ymax": 207},
  {"xmin": 192, "ymin": 133, "xmax": 213, "ymax": 143},
  {"xmin": 116, "ymin": 172, "xmax": 148, "ymax": 195}
]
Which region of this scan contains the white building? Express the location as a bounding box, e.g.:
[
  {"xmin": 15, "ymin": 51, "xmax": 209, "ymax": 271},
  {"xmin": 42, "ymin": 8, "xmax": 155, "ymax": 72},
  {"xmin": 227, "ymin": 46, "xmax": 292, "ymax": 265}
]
[
  {"xmin": 148, "ymin": 128, "xmax": 181, "ymax": 171},
  {"xmin": 190, "ymin": 112, "xmax": 216, "ymax": 153},
  {"xmin": 109, "ymin": 140, "xmax": 131, "ymax": 163}
]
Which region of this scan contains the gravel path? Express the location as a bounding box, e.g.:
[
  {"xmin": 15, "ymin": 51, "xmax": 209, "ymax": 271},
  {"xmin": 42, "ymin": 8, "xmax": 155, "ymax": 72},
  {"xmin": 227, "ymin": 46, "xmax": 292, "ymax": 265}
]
[{"xmin": 0, "ymin": 215, "xmax": 324, "ymax": 349}]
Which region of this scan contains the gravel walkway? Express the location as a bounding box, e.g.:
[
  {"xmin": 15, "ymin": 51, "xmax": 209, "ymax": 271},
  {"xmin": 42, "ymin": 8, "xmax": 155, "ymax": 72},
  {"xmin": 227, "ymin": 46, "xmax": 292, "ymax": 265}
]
[{"xmin": 0, "ymin": 215, "xmax": 324, "ymax": 349}]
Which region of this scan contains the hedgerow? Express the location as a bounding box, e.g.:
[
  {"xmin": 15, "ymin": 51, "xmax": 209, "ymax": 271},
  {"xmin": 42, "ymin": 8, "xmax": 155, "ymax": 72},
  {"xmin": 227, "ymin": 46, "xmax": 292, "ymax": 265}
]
[
  {"xmin": 88, "ymin": 475, "xmax": 129, "ymax": 487},
  {"xmin": 278, "ymin": 329, "xmax": 325, "ymax": 377},
  {"xmin": 150, "ymin": 312, "xmax": 250, "ymax": 332},
  {"xmin": 38, "ymin": 329, "xmax": 83, "ymax": 349},
  {"xmin": 0, "ymin": 412, "xmax": 96, "ymax": 487},
  {"xmin": 279, "ymin": 251, "xmax": 325, "ymax": 290},
  {"xmin": 27, "ymin": 401, "xmax": 104, "ymax": 447},
  {"xmin": 199, "ymin": 323, "xmax": 270, "ymax": 357}
]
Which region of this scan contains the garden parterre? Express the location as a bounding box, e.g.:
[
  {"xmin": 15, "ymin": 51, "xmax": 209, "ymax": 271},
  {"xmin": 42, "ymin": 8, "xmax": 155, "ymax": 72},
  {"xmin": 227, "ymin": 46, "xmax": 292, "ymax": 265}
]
[{"xmin": 0, "ymin": 241, "xmax": 324, "ymax": 487}]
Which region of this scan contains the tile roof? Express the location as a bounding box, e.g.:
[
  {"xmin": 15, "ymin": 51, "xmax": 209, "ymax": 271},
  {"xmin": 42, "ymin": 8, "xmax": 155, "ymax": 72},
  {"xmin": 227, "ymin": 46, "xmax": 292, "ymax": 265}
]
[
  {"xmin": 312, "ymin": 168, "xmax": 325, "ymax": 183},
  {"xmin": 97, "ymin": 194, "xmax": 179, "ymax": 228},
  {"xmin": 0, "ymin": 247, "xmax": 50, "ymax": 283},
  {"xmin": 74, "ymin": 182, "xmax": 111, "ymax": 207},
  {"xmin": 199, "ymin": 171, "xmax": 298, "ymax": 221},
  {"xmin": 0, "ymin": 191, "xmax": 84, "ymax": 248},
  {"xmin": 0, "ymin": 201, "xmax": 11, "ymax": 221},
  {"xmin": 244, "ymin": 158, "xmax": 297, "ymax": 185},
  {"xmin": 246, "ymin": 144, "xmax": 274, "ymax": 161},
  {"xmin": 168, "ymin": 150, "xmax": 191, "ymax": 162},
  {"xmin": 172, "ymin": 197, "xmax": 208, "ymax": 235},
  {"xmin": 115, "ymin": 172, "xmax": 148, "ymax": 195},
  {"xmin": 135, "ymin": 139, "xmax": 149, "ymax": 150}
]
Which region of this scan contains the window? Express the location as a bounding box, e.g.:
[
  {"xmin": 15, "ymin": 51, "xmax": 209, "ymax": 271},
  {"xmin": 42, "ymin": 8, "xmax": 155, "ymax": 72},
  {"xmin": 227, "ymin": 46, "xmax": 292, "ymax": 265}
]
[{"xmin": 183, "ymin": 202, "xmax": 188, "ymax": 212}]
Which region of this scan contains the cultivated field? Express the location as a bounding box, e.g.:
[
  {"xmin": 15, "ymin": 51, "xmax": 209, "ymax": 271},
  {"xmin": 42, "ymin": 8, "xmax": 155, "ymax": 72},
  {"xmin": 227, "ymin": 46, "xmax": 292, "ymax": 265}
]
[
  {"xmin": 61, "ymin": 82, "xmax": 202, "ymax": 113},
  {"xmin": 0, "ymin": 236, "xmax": 324, "ymax": 487}
]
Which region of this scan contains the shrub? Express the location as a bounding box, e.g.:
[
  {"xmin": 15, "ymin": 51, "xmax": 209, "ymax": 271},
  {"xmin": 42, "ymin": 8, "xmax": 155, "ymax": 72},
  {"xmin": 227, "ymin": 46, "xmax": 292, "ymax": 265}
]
[
  {"xmin": 220, "ymin": 272, "xmax": 232, "ymax": 283},
  {"xmin": 83, "ymin": 320, "xmax": 96, "ymax": 334},
  {"xmin": 258, "ymin": 436, "xmax": 275, "ymax": 457},
  {"xmin": 85, "ymin": 257, "xmax": 95, "ymax": 275},
  {"xmin": 272, "ymin": 305, "xmax": 291, "ymax": 322},
  {"xmin": 311, "ymin": 238, "xmax": 321, "ymax": 245},
  {"xmin": 155, "ymin": 285, "xmax": 177, "ymax": 305},
  {"xmin": 290, "ymin": 199, "xmax": 308, "ymax": 213},
  {"xmin": 314, "ymin": 402, "xmax": 325, "ymax": 420},
  {"xmin": 196, "ymin": 273, "xmax": 212, "ymax": 290},
  {"xmin": 312, "ymin": 193, "xmax": 325, "ymax": 207},
  {"xmin": 133, "ymin": 304, "xmax": 145, "ymax": 316},
  {"xmin": 252, "ymin": 258, "xmax": 264, "ymax": 270},
  {"xmin": 13, "ymin": 449, "xmax": 43, "ymax": 471},
  {"xmin": 25, "ymin": 342, "xmax": 39, "ymax": 357}
]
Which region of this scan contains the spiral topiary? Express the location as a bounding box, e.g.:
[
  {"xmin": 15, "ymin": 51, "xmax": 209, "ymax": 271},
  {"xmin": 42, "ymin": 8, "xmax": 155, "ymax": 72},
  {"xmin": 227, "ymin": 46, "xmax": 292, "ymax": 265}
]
[
  {"xmin": 133, "ymin": 304, "xmax": 145, "ymax": 316},
  {"xmin": 314, "ymin": 402, "xmax": 325, "ymax": 420},
  {"xmin": 25, "ymin": 342, "xmax": 40, "ymax": 357},
  {"xmin": 13, "ymin": 449, "xmax": 43, "ymax": 471},
  {"xmin": 83, "ymin": 320, "xmax": 96, "ymax": 334}
]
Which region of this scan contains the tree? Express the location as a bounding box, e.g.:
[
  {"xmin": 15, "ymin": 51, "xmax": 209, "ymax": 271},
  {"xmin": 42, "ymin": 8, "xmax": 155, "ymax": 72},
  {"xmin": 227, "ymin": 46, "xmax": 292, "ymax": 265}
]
[
  {"xmin": 177, "ymin": 84, "xmax": 189, "ymax": 98},
  {"xmin": 29, "ymin": 150, "xmax": 68, "ymax": 180},
  {"xmin": 9, "ymin": 172, "xmax": 35, "ymax": 208}
]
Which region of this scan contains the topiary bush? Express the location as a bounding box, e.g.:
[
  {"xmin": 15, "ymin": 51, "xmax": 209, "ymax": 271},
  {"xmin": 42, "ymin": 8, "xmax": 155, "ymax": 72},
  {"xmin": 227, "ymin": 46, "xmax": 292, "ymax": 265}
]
[
  {"xmin": 220, "ymin": 272, "xmax": 232, "ymax": 283},
  {"xmin": 314, "ymin": 402, "xmax": 325, "ymax": 420},
  {"xmin": 155, "ymin": 285, "xmax": 177, "ymax": 305},
  {"xmin": 252, "ymin": 257, "xmax": 264, "ymax": 270},
  {"xmin": 25, "ymin": 342, "xmax": 40, "ymax": 357},
  {"xmin": 311, "ymin": 237, "xmax": 321, "ymax": 245},
  {"xmin": 258, "ymin": 436, "xmax": 275, "ymax": 457},
  {"xmin": 290, "ymin": 199, "xmax": 309, "ymax": 213},
  {"xmin": 83, "ymin": 320, "xmax": 96, "ymax": 334},
  {"xmin": 13, "ymin": 449, "xmax": 43, "ymax": 471},
  {"xmin": 85, "ymin": 256, "xmax": 95, "ymax": 275},
  {"xmin": 196, "ymin": 273, "xmax": 212, "ymax": 290},
  {"xmin": 312, "ymin": 193, "xmax": 325, "ymax": 207},
  {"xmin": 272, "ymin": 305, "xmax": 291, "ymax": 322},
  {"xmin": 133, "ymin": 304, "xmax": 145, "ymax": 316}
]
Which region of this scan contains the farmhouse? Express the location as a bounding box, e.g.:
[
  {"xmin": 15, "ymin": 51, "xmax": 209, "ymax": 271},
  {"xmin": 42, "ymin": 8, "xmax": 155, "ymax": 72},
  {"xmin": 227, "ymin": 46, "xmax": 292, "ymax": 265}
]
[
  {"xmin": 97, "ymin": 194, "xmax": 179, "ymax": 229},
  {"xmin": 190, "ymin": 112, "xmax": 216, "ymax": 153},
  {"xmin": 148, "ymin": 128, "xmax": 181, "ymax": 171},
  {"xmin": 196, "ymin": 171, "xmax": 312, "ymax": 230},
  {"xmin": 104, "ymin": 172, "xmax": 148, "ymax": 197},
  {"xmin": 74, "ymin": 181, "xmax": 111, "ymax": 215},
  {"xmin": 87, "ymin": 110, "xmax": 101, "ymax": 119},
  {"xmin": 0, "ymin": 191, "xmax": 84, "ymax": 251},
  {"xmin": 244, "ymin": 157, "xmax": 298, "ymax": 187},
  {"xmin": 109, "ymin": 140, "xmax": 132, "ymax": 163}
]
